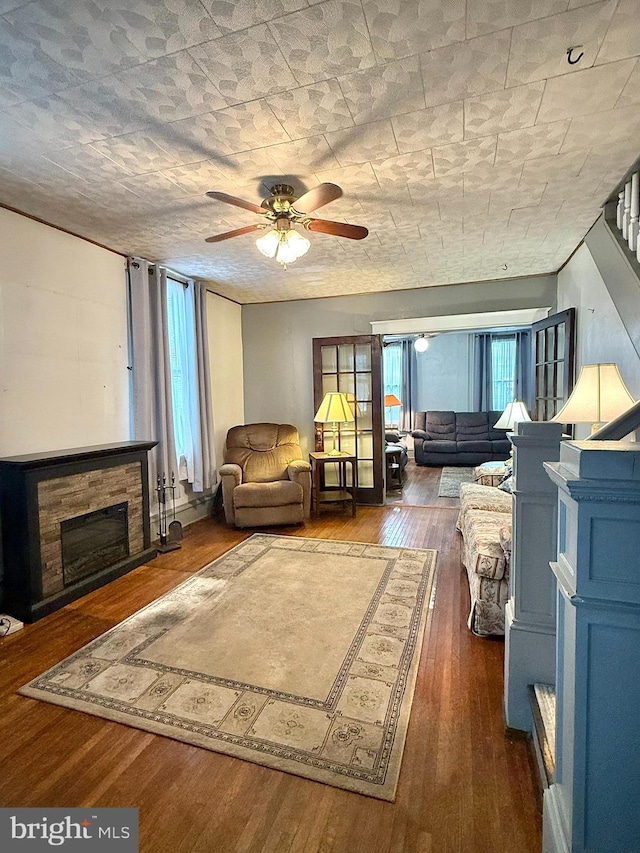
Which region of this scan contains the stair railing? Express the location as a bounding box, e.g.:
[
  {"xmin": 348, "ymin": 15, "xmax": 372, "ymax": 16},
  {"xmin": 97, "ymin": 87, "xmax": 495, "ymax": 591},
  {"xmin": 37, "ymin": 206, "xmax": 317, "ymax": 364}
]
[
  {"xmin": 588, "ymin": 399, "xmax": 640, "ymax": 441},
  {"xmin": 615, "ymin": 169, "xmax": 640, "ymax": 261}
]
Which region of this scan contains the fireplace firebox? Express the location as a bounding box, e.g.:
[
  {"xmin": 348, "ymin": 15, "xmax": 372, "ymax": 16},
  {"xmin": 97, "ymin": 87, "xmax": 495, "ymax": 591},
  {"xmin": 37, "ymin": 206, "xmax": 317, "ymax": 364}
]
[
  {"xmin": 61, "ymin": 502, "xmax": 129, "ymax": 586},
  {"xmin": 0, "ymin": 441, "xmax": 157, "ymax": 621}
]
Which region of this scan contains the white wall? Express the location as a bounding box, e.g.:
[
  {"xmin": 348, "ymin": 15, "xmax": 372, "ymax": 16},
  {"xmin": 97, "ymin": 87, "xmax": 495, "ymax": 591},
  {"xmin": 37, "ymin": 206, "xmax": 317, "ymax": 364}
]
[
  {"xmin": 206, "ymin": 291, "xmax": 244, "ymax": 468},
  {"xmin": 242, "ymin": 274, "xmax": 557, "ymax": 454},
  {"xmin": 0, "ymin": 208, "xmax": 129, "ymax": 456},
  {"xmin": 414, "ymin": 332, "xmax": 473, "ymax": 412},
  {"xmin": 557, "ymin": 243, "xmax": 640, "ymax": 438}
]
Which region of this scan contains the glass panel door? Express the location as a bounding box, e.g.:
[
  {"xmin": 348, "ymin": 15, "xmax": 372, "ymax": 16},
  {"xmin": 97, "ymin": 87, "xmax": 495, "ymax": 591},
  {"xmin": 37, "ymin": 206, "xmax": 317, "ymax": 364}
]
[
  {"xmin": 313, "ymin": 335, "xmax": 383, "ymax": 505},
  {"xmin": 532, "ymin": 308, "xmax": 576, "ymax": 425}
]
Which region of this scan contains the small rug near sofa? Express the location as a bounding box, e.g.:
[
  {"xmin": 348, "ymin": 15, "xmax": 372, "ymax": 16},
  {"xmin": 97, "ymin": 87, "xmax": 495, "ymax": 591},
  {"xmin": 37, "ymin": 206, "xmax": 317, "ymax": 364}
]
[
  {"xmin": 21, "ymin": 534, "xmax": 437, "ymax": 801},
  {"xmin": 437, "ymin": 466, "xmax": 476, "ymax": 497}
]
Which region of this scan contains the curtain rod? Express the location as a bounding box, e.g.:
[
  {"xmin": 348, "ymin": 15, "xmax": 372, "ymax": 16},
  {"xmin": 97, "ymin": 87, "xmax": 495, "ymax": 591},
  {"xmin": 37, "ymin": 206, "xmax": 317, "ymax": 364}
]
[{"xmin": 129, "ymin": 259, "xmax": 191, "ymax": 287}]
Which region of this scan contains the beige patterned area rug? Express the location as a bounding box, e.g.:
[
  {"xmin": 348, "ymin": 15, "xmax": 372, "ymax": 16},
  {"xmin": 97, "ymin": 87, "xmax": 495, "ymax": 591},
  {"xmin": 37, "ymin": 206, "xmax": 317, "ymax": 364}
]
[{"xmin": 21, "ymin": 534, "xmax": 437, "ymax": 801}]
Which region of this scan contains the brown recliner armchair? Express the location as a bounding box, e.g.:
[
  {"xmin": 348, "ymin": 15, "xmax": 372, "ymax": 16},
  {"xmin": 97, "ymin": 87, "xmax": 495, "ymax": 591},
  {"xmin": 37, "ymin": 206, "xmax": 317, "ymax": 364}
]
[{"xmin": 219, "ymin": 423, "xmax": 311, "ymax": 528}]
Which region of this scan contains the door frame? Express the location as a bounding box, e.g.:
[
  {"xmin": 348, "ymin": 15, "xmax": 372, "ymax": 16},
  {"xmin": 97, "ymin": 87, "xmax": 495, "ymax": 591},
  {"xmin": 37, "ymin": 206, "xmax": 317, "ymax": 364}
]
[
  {"xmin": 312, "ymin": 334, "xmax": 384, "ymax": 505},
  {"xmin": 532, "ymin": 307, "xmax": 576, "ymax": 423}
]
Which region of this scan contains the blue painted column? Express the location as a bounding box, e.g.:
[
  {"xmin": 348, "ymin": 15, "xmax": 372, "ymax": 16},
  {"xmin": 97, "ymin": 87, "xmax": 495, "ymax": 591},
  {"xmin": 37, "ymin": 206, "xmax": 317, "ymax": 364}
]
[
  {"xmin": 543, "ymin": 440, "xmax": 640, "ymax": 853},
  {"xmin": 504, "ymin": 421, "xmax": 563, "ymax": 731}
]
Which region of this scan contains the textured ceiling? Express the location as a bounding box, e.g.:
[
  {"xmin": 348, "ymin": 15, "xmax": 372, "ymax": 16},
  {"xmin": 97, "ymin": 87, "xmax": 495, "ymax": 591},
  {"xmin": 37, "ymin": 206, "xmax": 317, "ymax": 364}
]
[{"xmin": 0, "ymin": 0, "xmax": 639, "ymax": 303}]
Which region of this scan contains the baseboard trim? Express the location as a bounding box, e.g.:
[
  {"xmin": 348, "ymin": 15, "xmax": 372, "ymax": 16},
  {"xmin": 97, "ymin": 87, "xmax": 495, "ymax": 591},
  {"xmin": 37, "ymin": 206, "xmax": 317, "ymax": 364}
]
[
  {"xmin": 151, "ymin": 493, "xmax": 215, "ymax": 533},
  {"xmin": 543, "ymin": 785, "xmax": 571, "ymax": 853}
]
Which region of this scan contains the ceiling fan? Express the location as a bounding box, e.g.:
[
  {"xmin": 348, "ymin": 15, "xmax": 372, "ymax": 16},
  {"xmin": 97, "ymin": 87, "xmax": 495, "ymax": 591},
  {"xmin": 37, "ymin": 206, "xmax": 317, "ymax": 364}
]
[{"xmin": 204, "ymin": 182, "xmax": 368, "ymax": 269}]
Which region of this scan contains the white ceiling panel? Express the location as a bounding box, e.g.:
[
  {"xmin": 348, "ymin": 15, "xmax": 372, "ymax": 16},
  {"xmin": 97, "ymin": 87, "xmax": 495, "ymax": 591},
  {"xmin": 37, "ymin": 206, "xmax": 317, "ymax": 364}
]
[
  {"xmin": 0, "ymin": 0, "xmax": 638, "ymax": 303},
  {"xmin": 362, "ymin": 0, "xmax": 466, "ymax": 60},
  {"xmin": 419, "ymin": 31, "xmax": 510, "ymax": 107},
  {"xmin": 615, "ymin": 56, "xmax": 640, "ymax": 106},
  {"xmin": 505, "ymin": 1, "xmax": 616, "ymax": 86}
]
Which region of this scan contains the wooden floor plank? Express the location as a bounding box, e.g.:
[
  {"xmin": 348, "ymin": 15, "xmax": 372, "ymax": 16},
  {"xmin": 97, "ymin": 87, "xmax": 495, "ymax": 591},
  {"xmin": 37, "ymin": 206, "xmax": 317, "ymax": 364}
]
[{"xmin": 0, "ymin": 462, "xmax": 541, "ymax": 852}]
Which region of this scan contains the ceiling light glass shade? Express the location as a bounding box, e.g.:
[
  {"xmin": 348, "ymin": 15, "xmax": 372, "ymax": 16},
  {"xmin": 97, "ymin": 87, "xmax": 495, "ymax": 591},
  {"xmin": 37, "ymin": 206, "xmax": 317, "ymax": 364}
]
[
  {"xmin": 494, "ymin": 400, "xmax": 531, "ymax": 430},
  {"xmin": 551, "ymin": 363, "xmax": 636, "ymax": 430},
  {"xmin": 255, "ymin": 229, "xmax": 280, "ymax": 258},
  {"xmin": 414, "ymin": 335, "xmax": 429, "ymax": 352},
  {"xmin": 283, "ymin": 228, "xmax": 310, "ymax": 259},
  {"xmin": 256, "ymin": 228, "xmax": 310, "ymax": 267}
]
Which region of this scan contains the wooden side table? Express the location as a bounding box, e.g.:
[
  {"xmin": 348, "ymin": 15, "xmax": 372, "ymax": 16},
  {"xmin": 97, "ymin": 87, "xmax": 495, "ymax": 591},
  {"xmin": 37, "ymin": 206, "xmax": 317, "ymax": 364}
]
[
  {"xmin": 385, "ymin": 445, "xmax": 404, "ymax": 490},
  {"xmin": 309, "ymin": 452, "xmax": 357, "ymax": 518}
]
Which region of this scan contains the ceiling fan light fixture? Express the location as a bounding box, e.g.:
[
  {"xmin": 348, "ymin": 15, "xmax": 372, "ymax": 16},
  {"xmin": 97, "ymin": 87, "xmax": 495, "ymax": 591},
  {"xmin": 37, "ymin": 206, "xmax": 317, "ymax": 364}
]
[
  {"xmin": 414, "ymin": 334, "xmax": 430, "ymax": 352},
  {"xmin": 279, "ymin": 228, "xmax": 310, "ymax": 262},
  {"xmin": 256, "ymin": 227, "xmax": 310, "ymax": 268}
]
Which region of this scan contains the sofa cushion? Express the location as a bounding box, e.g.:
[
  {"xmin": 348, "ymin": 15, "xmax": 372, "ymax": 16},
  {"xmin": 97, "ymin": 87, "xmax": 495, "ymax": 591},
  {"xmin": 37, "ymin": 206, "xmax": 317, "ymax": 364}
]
[
  {"xmin": 457, "ymin": 440, "xmax": 491, "ymax": 453},
  {"xmin": 474, "ymin": 462, "xmax": 509, "ymax": 486},
  {"xmin": 499, "ymin": 525, "xmax": 512, "ymax": 554},
  {"xmin": 461, "ymin": 509, "xmax": 510, "ymax": 580},
  {"xmin": 456, "ymin": 412, "xmax": 490, "ymax": 441},
  {"xmin": 459, "ymin": 482, "xmax": 512, "ymax": 513},
  {"xmin": 498, "ymin": 475, "xmax": 514, "ymax": 493},
  {"xmin": 457, "ymin": 482, "xmax": 512, "ymax": 534},
  {"xmin": 233, "ymin": 480, "xmax": 302, "ymax": 509},
  {"xmin": 467, "ymin": 573, "xmax": 509, "ymax": 636},
  {"xmin": 490, "ymin": 439, "xmax": 512, "ymax": 454},
  {"xmin": 422, "ymin": 440, "xmax": 458, "ymax": 454},
  {"xmin": 424, "ymin": 411, "xmax": 455, "ymax": 441}
]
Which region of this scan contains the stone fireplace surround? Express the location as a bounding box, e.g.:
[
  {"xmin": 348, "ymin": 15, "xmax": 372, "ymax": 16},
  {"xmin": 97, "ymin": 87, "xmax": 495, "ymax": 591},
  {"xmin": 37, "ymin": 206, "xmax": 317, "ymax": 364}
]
[{"xmin": 0, "ymin": 441, "xmax": 157, "ymax": 621}]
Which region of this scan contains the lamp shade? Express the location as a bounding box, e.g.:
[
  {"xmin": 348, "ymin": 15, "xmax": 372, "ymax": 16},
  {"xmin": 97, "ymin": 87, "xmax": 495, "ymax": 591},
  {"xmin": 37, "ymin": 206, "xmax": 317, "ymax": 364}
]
[
  {"xmin": 551, "ymin": 363, "xmax": 635, "ymax": 426},
  {"xmin": 494, "ymin": 400, "xmax": 531, "ymax": 430},
  {"xmin": 314, "ymin": 392, "xmax": 355, "ymax": 424},
  {"xmin": 414, "ymin": 335, "xmax": 429, "ymax": 352},
  {"xmin": 384, "ymin": 394, "xmax": 402, "ymax": 408}
]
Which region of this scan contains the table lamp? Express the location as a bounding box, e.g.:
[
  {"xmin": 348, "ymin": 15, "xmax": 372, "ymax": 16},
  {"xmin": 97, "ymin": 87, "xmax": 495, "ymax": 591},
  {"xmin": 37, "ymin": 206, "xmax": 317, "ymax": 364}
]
[
  {"xmin": 494, "ymin": 400, "xmax": 531, "ymax": 430},
  {"xmin": 384, "ymin": 393, "xmax": 402, "ymax": 428},
  {"xmin": 314, "ymin": 392, "xmax": 355, "ymax": 456},
  {"xmin": 551, "ymin": 363, "xmax": 636, "ymax": 434}
]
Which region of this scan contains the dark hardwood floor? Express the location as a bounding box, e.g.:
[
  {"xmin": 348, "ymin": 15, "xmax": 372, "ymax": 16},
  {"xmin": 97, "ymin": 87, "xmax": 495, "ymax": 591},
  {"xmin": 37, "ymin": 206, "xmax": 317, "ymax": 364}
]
[
  {"xmin": 0, "ymin": 463, "xmax": 541, "ymax": 853},
  {"xmin": 385, "ymin": 459, "xmax": 461, "ymax": 508}
]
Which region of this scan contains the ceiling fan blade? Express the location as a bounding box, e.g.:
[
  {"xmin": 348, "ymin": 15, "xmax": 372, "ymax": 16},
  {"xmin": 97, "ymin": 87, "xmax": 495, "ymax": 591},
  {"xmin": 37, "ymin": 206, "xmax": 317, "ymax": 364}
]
[
  {"xmin": 292, "ymin": 182, "xmax": 343, "ymax": 214},
  {"xmin": 306, "ymin": 218, "xmax": 369, "ymax": 240},
  {"xmin": 206, "ymin": 191, "xmax": 266, "ymax": 215},
  {"xmin": 205, "ymin": 224, "xmax": 262, "ymax": 243}
]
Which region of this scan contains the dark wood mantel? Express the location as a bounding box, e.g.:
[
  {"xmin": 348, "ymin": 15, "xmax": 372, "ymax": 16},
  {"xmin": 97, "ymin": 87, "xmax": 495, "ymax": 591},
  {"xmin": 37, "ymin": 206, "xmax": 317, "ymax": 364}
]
[
  {"xmin": 0, "ymin": 440, "xmax": 157, "ymax": 621},
  {"xmin": 0, "ymin": 440, "xmax": 157, "ymax": 468}
]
